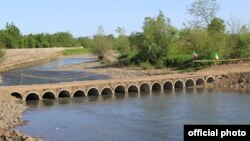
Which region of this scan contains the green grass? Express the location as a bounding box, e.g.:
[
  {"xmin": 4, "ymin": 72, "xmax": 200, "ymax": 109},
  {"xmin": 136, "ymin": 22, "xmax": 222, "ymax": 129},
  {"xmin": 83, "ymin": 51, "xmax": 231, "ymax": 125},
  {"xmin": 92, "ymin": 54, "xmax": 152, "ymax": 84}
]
[{"xmin": 61, "ymin": 48, "xmax": 93, "ymax": 56}]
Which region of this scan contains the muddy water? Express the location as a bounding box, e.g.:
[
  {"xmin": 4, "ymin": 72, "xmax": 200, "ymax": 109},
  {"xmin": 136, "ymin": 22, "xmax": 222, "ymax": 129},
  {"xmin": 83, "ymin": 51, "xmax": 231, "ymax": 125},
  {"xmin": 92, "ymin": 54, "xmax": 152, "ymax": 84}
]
[{"xmin": 17, "ymin": 89, "xmax": 250, "ymax": 141}]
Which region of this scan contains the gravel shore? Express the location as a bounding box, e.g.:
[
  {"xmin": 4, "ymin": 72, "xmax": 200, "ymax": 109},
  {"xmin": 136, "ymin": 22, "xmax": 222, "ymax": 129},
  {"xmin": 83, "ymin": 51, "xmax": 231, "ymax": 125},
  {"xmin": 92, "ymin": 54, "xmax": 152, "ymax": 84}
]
[
  {"xmin": 0, "ymin": 48, "xmax": 63, "ymax": 141},
  {"xmin": 0, "ymin": 93, "xmax": 41, "ymax": 141},
  {"xmin": 56, "ymin": 61, "xmax": 179, "ymax": 79}
]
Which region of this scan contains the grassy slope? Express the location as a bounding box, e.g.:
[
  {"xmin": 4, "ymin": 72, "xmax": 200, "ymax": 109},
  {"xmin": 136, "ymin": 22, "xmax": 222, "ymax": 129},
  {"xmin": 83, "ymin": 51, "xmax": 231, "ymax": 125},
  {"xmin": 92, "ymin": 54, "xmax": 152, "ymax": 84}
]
[{"xmin": 61, "ymin": 48, "xmax": 93, "ymax": 56}]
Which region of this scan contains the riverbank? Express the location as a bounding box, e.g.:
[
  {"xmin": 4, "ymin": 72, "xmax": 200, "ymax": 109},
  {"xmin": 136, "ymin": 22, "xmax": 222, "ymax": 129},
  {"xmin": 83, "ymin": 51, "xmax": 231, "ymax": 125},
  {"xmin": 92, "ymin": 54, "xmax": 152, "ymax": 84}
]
[
  {"xmin": 0, "ymin": 93, "xmax": 41, "ymax": 141},
  {"xmin": 0, "ymin": 48, "xmax": 68, "ymax": 141},
  {"xmin": 0, "ymin": 48, "xmax": 66, "ymax": 73},
  {"xmin": 56, "ymin": 59, "xmax": 250, "ymax": 82}
]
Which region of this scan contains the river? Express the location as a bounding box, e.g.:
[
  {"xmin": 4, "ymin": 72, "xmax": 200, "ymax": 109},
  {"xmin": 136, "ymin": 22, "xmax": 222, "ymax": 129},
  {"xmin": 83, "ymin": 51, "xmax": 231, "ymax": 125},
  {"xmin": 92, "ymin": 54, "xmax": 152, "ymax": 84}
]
[
  {"xmin": 3, "ymin": 58, "xmax": 250, "ymax": 141},
  {"xmin": 17, "ymin": 89, "xmax": 250, "ymax": 141},
  {"xmin": 1, "ymin": 58, "xmax": 109, "ymax": 86}
]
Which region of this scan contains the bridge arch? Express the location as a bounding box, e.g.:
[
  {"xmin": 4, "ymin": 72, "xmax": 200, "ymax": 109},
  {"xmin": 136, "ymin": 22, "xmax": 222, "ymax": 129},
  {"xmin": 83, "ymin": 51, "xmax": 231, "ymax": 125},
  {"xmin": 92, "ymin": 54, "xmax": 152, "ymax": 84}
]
[
  {"xmin": 101, "ymin": 87, "xmax": 113, "ymax": 95},
  {"xmin": 163, "ymin": 80, "xmax": 173, "ymax": 90},
  {"xmin": 42, "ymin": 91, "xmax": 56, "ymax": 99},
  {"xmin": 73, "ymin": 89, "xmax": 85, "ymax": 97},
  {"xmin": 87, "ymin": 87, "xmax": 100, "ymax": 96},
  {"xmin": 206, "ymin": 76, "xmax": 215, "ymax": 83},
  {"xmin": 185, "ymin": 78, "xmax": 195, "ymax": 88},
  {"xmin": 151, "ymin": 82, "xmax": 162, "ymax": 91},
  {"xmin": 196, "ymin": 77, "xmax": 205, "ymax": 86},
  {"xmin": 11, "ymin": 91, "xmax": 23, "ymax": 100},
  {"xmin": 114, "ymin": 85, "xmax": 126, "ymax": 94},
  {"xmin": 174, "ymin": 80, "xmax": 185, "ymax": 89},
  {"xmin": 128, "ymin": 84, "xmax": 139, "ymax": 93},
  {"xmin": 140, "ymin": 82, "xmax": 150, "ymax": 93},
  {"xmin": 58, "ymin": 89, "xmax": 71, "ymax": 98},
  {"xmin": 25, "ymin": 92, "xmax": 40, "ymax": 101}
]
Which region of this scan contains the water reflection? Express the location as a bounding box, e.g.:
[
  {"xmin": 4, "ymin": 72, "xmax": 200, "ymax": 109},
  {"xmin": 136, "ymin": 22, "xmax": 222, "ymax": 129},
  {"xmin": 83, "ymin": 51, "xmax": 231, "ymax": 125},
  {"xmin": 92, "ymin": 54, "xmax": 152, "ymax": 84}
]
[{"xmin": 26, "ymin": 89, "xmax": 215, "ymax": 109}]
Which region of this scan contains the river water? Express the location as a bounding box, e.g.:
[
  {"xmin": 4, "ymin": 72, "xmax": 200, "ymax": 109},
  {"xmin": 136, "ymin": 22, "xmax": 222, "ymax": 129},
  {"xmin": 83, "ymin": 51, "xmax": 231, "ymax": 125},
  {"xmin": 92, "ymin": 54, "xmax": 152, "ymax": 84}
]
[
  {"xmin": 4, "ymin": 58, "xmax": 250, "ymax": 141},
  {"xmin": 17, "ymin": 89, "xmax": 250, "ymax": 141},
  {"xmin": 1, "ymin": 58, "xmax": 108, "ymax": 86}
]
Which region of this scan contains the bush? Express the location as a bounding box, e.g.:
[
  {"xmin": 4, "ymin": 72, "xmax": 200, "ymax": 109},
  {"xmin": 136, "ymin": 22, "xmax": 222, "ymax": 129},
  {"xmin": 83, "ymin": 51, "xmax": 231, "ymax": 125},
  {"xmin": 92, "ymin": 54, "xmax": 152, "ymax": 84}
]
[
  {"xmin": 140, "ymin": 62, "xmax": 153, "ymax": 70},
  {"xmin": 61, "ymin": 48, "xmax": 92, "ymax": 56}
]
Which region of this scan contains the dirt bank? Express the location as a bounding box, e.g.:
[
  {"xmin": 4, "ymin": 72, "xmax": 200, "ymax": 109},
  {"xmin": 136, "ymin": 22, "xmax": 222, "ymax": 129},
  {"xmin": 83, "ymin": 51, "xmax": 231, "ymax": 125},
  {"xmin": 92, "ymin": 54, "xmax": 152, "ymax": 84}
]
[
  {"xmin": 56, "ymin": 60, "xmax": 250, "ymax": 83},
  {"xmin": 0, "ymin": 48, "xmax": 65, "ymax": 72},
  {"xmin": 56, "ymin": 61, "xmax": 180, "ymax": 79},
  {"xmin": 213, "ymin": 72, "xmax": 250, "ymax": 89},
  {"xmin": 0, "ymin": 93, "xmax": 41, "ymax": 141}
]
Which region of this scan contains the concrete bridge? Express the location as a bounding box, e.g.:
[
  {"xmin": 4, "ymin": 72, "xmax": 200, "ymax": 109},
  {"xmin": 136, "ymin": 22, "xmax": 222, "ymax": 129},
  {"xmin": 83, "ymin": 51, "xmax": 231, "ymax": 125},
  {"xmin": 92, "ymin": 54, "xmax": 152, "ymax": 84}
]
[{"xmin": 0, "ymin": 74, "xmax": 216, "ymax": 101}]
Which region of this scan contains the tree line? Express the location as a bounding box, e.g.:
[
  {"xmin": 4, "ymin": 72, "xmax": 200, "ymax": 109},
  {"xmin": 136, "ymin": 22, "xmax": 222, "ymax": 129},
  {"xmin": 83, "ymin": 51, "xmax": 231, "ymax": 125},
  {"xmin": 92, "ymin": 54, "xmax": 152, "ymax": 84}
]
[{"xmin": 1, "ymin": 0, "xmax": 250, "ymax": 69}]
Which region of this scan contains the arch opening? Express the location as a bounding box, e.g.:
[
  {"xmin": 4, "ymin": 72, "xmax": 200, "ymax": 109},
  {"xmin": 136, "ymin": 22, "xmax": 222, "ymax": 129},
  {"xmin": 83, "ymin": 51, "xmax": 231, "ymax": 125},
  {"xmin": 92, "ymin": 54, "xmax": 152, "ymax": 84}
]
[
  {"xmin": 26, "ymin": 93, "xmax": 39, "ymax": 101},
  {"xmin": 73, "ymin": 90, "xmax": 85, "ymax": 97},
  {"xmin": 87, "ymin": 88, "xmax": 99, "ymax": 96},
  {"xmin": 152, "ymin": 83, "xmax": 162, "ymax": 91},
  {"xmin": 164, "ymin": 81, "xmax": 173, "ymax": 90},
  {"xmin": 196, "ymin": 78, "xmax": 205, "ymax": 86},
  {"xmin": 101, "ymin": 88, "xmax": 113, "ymax": 95},
  {"xmin": 140, "ymin": 83, "xmax": 150, "ymax": 93},
  {"xmin": 207, "ymin": 76, "xmax": 215, "ymax": 83},
  {"xmin": 58, "ymin": 90, "xmax": 71, "ymax": 98},
  {"xmin": 185, "ymin": 79, "xmax": 195, "ymax": 88},
  {"xmin": 128, "ymin": 85, "xmax": 139, "ymax": 93},
  {"xmin": 11, "ymin": 92, "xmax": 22, "ymax": 99},
  {"xmin": 174, "ymin": 80, "xmax": 184, "ymax": 89},
  {"xmin": 115, "ymin": 85, "xmax": 126, "ymax": 94},
  {"xmin": 42, "ymin": 92, "xmax": 56, "ymax": 99}
]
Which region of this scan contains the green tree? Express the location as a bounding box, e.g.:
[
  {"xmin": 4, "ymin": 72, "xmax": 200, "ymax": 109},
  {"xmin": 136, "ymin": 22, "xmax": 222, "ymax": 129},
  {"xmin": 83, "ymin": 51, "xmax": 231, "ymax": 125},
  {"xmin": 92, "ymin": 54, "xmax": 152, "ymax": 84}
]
[
  {"xmin": 115, "ymin": 27, "xmax": 130, "ymax": 54},
  {"xmin": 3, "ymin": 23, "xmax": 22, "ymax": 48},
  {"xmin": 187, "ymin": 0, "xmax": 220, "ymax": 27},
  {"xmin": 76, "ymin": 36, "xmax": 93, "ymax": 48},
  {"xmin": 207, "ymin": 18, "xmax": 229, "ymax": 59},
  {"xmin": 133, "ymin": 11, "xmax": 178, "ymax": 66},
  {"xmin": 93, "ymin": 25, "xmax": 113, "ymax": 60}
]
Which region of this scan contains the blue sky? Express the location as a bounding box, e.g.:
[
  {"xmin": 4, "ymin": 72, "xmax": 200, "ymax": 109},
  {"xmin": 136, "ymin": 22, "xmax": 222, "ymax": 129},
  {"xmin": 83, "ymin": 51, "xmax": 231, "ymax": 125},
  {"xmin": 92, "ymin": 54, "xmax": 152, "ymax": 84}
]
[{"xmin": 0, "ymin": 0, "xmax": 249, "ymax": 37}]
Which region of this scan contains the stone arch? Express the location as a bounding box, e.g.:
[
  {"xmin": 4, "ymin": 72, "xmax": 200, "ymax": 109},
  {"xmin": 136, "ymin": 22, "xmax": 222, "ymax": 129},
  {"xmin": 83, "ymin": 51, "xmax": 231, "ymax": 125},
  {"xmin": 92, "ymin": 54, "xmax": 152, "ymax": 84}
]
[
  {"xmin": 174, "ymin": 80, "xmax": 185, "ymax": 89},
  {"xmin": 58, "ymin": 89, "xmax": 71, "ymax": 98},
  {"xmin": 114, "ymin": 85, "xmax": 126, "ymax": 94},
  {"xmin": 101, "ymin": 87, "xmax": 113, "ymax": 95},
  {"xmin": 25, "ymin": 92, "xmax": 40, "ymax": 101},
  {"xmin": 163, "ymin": 81, "xmax": 173, "ymax": 90},
  {"xmin": 42, "ymin": 91, "xmax": 56, "ymax": 99},
  {"xmin": 73, "ymin": 89, "xmax": 85, "ymax": 97},
  {"xmin": 87, "ymin": 87, "xmax": 100, "ymax": 96},
  {"xmin": 128, "ymin": 84, "xmax": 139, "ymax": 92},
  {"xmin": 206, "ymin": 76, "xmax": 215, "ymax": 83},
  {"xmin": 11, "ymin": 91, "xmax": 23, "ymax": 99},
  {"xmin": 151, "ymin": 82, "xmax": 162, "ymax": 91},
  {"xmin": 140, "ymin": 82, "xmax": 150, "ymax": 93},
  {"xmin": 196, "ymin": 77, "xmax": 205, "ymax": 86},
  {"xmin": 185, "ymin": 78, "xmax": 195, "ymax": 88}
]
